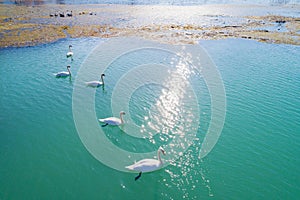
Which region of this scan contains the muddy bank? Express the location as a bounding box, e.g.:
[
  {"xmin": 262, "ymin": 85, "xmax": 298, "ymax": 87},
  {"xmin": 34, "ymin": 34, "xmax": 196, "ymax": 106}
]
[{"xmin": 0, "ymin": 4, "xmax": 300, "ymax": 47}]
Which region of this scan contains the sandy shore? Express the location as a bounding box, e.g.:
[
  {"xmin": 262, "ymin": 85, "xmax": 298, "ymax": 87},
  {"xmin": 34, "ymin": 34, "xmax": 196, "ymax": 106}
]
[{"xmin": 0, "ymin": 4, "xmax": 300, "ymax": 47}]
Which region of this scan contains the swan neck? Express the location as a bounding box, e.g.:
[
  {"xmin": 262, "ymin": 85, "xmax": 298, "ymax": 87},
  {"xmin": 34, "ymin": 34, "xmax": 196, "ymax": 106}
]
[
  {"xmin": 101, "ymin": 75, "xmax": 104, "ymax": 84},
  {"xmin": 120, "ymin": 113, "xmax": 124, "ymax": 124},
  {"xmin": 157, "ymin": 149, "xmax": 162, "ymax": 164},
  {"xmin": 68, "ymin": 68, "xmax": 71, "ymax": 75}
]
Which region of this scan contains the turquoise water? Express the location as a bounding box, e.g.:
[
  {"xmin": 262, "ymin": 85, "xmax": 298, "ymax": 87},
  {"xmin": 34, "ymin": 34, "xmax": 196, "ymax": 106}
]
[
  {"xmin": 200, "ymin": 39, "xmax": 300, "ymax": 199},
  {"xmin": 0, "ymin": 37, "xmax": 300, "ymax": 199}
]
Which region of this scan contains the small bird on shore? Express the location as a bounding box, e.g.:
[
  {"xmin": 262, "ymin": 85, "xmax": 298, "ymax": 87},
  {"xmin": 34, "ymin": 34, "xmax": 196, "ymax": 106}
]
[{"xmin": 66, "ymin": 10, "xmax": 73, "ymax": 17}]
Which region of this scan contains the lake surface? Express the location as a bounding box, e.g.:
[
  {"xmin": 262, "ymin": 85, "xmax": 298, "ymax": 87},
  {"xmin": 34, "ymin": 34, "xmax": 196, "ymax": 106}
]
[{"xmin": 0, "ymin": 37, "xmax": 299, "ymax": 199}]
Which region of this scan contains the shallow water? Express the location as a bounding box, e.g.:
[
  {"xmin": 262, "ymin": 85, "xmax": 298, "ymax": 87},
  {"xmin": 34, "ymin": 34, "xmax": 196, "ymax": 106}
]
[{"xmin": 0, "ymin": 37, "xmax": 299, "ymax": 199}]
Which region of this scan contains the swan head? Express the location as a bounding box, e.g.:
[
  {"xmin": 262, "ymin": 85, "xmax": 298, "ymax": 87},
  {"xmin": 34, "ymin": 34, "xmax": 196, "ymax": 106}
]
[
  {"xmin": 101, "ymin": 73, "xmax": 105, "ymax": 77},
  {"xmin": 120, "ymin": 111, "xmax": 126, "ymax": 115},
  {"xmin": 67, "ymin": 65, "xmax": 71, "ymax": 69},
  {"xmin": 159, "ymin": 147, "xmax": 166, "ymax": 155},
  {"xmin": 69, "ymin": 45, "xmax": 72, "ymax": 48}
]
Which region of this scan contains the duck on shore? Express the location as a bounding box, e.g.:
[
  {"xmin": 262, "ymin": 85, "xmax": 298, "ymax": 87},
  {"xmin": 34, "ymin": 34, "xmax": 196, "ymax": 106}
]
[{"xmin": 66, "ymin": 10, "xmax": 73, "ymax": 17}]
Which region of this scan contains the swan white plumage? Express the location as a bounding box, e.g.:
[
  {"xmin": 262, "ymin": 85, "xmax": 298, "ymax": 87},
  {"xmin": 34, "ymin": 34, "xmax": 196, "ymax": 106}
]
[
  {"xmin": 99, "ymin": 111, "xmax": 125, "ymax": 127},
  {"xmin": 66, "ymin": 45, "xmax": 73, "ymax": 59},
  {"xmin": 54, "ymin": 65, "xmax": 71, "ymax": 77},
  {"xmin": 85, "ymin": 74, "xmax": 105, "ymax": 87},
  {"xmin": 125, "ymin": 147, "xmax": 166, "ymax": 180}
]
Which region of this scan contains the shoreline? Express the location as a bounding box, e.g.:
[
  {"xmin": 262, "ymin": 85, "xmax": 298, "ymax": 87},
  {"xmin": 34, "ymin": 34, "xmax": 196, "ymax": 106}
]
[{"xmin": 1, "ymin": 4, "xmax": 300, "ymax": 48}]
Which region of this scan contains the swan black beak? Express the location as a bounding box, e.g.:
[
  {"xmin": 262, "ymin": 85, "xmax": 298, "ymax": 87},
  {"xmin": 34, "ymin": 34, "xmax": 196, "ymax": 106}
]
[
  {"xmin": 101, "ymin": 123, "xmax": 108, "ymax": 127},
  {"xmin": 135, "ymin": 172, "xmax": 142, "ymax": 181}
]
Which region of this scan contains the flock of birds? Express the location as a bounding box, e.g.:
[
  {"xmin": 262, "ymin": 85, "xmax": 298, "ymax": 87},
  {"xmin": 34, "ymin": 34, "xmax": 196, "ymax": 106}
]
[
  {"xmin": 49, "ymin": 10, "xmax": 73, "ymax": 18},
  {"xmin": 49, "ymin": 10, "xmax": 96, "ymax": 18},
  {"xmin": 54, "ymin": 45, "xmax": 166, "ymax": 181}
]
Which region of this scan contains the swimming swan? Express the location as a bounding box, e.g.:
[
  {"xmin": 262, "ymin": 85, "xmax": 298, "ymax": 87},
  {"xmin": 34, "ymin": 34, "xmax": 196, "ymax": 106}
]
[
  {"xmin": 54, "ymin": 65, "xmax": 71, "ymax": 77},
  {"xmin": 99, "ymin": 111, "xmax": 125, "ymax": 127},
  {"xmin": 85, "ymin": 74, "xmax": 105, "ymax": 87},
  {"xmin": 125, "ymin": 147, "xmax": 166, "ymax": 180},
  {"xmin": 66, "ymin": 45, "xmax": 73, "ymax": 59}
]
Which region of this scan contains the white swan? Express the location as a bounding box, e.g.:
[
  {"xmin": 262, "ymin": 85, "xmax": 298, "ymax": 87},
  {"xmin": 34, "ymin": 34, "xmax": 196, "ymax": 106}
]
[
  {"xmin": 99, "ymin": 111, "xmax": 125, "ymax": 127},
  {"xmin": 85, "ymin": 74, "xmax": 105, "ymax": 87},
  {"xmin": 125, "ymin": 147, "xmax": 166, "ymax": 180},
  {"xmin": 54, "ymin": 65, "xmax": 71, "ymax": 77},
  {"xmin": 66, "ymin": 45, "xmax": 73, "ymax": 59}
]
